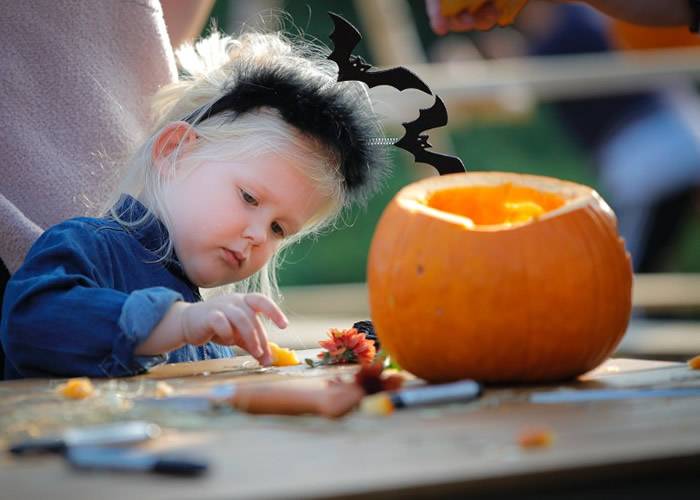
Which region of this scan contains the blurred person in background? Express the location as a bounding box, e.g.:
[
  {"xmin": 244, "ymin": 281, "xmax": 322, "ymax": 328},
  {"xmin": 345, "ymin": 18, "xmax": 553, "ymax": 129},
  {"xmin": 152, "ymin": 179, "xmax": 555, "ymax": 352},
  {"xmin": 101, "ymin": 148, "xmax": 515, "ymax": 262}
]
[
  {"xmin": 0, "ymin": 0, "xmax": 214, "ymax": 377},
  {"xmin": 426, "ymin": 0, "xmax": 700, "ymax": 272},
  {"xmin": 426, "ymin": 0, "xmax": 696, "ymax": 34}
]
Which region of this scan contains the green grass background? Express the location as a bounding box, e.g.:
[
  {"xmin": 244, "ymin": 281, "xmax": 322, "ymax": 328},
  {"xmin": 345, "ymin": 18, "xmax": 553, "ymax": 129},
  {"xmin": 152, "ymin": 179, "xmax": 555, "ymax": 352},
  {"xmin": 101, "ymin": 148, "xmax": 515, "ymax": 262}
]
[{"xmin": 207, "ymin": 1, "xmax": 700, "ymax": 285}]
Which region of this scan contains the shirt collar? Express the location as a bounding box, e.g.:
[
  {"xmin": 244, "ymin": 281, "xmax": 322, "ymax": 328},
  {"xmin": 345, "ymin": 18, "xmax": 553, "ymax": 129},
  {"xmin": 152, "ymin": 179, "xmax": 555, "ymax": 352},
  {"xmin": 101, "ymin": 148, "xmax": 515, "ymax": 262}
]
[{"xmin": 111, "ymin": 195, "xmax": 201, "ymax": 299}]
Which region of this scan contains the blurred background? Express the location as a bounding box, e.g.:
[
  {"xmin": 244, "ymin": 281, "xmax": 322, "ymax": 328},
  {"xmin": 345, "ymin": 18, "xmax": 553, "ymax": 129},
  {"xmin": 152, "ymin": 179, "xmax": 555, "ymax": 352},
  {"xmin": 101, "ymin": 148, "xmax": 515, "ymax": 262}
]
[
  {"xmin": 191, "ymin": 0, "xmax": 700, "ymax": 358},
  {"xmin": 198, "ymin": 0, "xmax": 700, "ymax": 284}
]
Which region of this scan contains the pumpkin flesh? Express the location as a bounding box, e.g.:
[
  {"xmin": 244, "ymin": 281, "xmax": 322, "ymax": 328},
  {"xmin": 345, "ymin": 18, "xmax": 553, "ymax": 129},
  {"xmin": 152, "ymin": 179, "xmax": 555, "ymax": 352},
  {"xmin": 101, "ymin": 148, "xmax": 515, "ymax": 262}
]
[{"xmin": 426, "ymin": 183, "xmax": 565, "ymax": 226}]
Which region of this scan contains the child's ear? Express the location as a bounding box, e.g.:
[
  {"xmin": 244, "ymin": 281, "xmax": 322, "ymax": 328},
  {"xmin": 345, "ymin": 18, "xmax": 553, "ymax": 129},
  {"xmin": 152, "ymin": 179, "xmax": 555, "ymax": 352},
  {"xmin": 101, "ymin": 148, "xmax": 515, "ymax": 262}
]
[{"xmin": 151, "ymin": 121, "xmax": 198, "ymax": 164}]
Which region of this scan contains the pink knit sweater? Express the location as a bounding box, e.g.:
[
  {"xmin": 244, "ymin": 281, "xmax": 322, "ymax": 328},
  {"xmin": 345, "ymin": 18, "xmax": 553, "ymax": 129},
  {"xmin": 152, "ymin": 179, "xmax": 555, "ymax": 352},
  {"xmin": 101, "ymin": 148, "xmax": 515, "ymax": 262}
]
[{"xmin": 1, "ymin": 0, "xmax": 177, "ymax": 272}]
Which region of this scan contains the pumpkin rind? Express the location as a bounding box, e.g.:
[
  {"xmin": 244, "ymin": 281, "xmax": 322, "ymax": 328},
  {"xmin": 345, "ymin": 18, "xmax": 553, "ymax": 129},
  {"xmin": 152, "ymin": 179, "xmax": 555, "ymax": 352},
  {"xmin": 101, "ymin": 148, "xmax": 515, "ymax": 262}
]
[{"xmin": 367, "ymin": 172, "xmax": 632, "ymax": 383}]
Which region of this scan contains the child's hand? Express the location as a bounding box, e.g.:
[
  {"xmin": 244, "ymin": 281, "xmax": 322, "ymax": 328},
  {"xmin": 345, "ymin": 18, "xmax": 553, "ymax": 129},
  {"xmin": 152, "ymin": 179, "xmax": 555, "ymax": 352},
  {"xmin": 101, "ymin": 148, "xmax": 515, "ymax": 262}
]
[
  {"xmin": 136, "ymin": 294, "xmax": 288, "ymax": 365},
  {"xmin": 180, "ymin": 294, "xmax": 289, "ymax": 366}
]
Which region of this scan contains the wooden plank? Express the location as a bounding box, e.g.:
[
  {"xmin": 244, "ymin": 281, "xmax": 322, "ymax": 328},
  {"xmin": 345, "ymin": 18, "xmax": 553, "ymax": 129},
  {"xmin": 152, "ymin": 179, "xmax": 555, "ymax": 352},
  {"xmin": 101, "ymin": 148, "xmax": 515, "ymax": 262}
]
[
  {"xmin": 632, "ymin": 273, "xmax": 700, "ymax": 312},
  {"xmin": 2, "ymin": 357, "xmax": 700, "ymax": 499},
  {"xmin": 616, "ymin": 319, "xmax": 700, "ymax": 360},
  {"xmin": 406, "ymin": 47, "xmax": 700, "ymax": 103},
  {"xmin": 276, "ymin": 279, "xmax": 700, "ymax": 360},
  {"xmin": 279, "ymin": 274, "xmax": 700, "ymax": 317},
  {"xmin": 280, "ymin": 283, "xmax": 369, "ymax": 316}
]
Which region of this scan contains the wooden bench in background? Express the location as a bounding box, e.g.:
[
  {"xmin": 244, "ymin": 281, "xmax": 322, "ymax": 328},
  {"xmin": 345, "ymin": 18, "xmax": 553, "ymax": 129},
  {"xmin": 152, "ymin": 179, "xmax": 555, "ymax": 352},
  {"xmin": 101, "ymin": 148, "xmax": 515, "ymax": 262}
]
[{"xmin": 275, "ymin": 274, "xmax": 700, "ymax": 361}]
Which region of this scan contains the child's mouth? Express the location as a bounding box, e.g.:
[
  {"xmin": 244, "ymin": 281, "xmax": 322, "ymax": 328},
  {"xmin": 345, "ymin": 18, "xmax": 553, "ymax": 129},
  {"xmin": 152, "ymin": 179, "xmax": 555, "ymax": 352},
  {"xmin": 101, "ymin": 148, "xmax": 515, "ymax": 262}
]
[{"xmin": 221, "ymin": 248, "xmax": 244, "ymax": 268}]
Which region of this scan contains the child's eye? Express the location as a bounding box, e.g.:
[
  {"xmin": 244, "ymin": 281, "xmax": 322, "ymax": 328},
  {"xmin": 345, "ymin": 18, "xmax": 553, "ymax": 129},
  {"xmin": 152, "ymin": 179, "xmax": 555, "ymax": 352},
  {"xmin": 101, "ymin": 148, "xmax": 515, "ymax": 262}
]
[
  {"xmin": 271, "ymin": 221, "xmax": 286, "ymax": 238},
  {"xmin": 240, "ymin": 189, "xmax": 258, "ymax": 206}
]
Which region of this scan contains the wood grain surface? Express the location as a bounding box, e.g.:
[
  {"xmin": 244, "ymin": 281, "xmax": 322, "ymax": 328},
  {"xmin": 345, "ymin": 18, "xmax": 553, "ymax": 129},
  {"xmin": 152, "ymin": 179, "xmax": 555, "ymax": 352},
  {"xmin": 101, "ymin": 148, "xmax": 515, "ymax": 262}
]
[{"xmin": 2, "ymin": 353, "xmax": 700, "ymax": 499}]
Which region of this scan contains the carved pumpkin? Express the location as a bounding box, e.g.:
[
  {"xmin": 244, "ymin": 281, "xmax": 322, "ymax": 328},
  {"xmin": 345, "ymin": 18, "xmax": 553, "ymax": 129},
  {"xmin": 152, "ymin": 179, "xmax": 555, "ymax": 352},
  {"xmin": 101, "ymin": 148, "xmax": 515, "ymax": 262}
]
[{"xmin": 367, "ymin": 172, "xmax": 632, "ymax": 383}]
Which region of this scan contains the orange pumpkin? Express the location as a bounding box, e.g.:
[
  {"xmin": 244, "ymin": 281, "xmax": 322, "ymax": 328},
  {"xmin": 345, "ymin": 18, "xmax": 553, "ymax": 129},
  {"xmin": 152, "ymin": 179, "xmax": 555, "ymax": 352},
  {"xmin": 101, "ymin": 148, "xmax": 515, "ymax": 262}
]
[{"xmin": 367, "ymin": 172, "xmax": 632, "ymax": 383}]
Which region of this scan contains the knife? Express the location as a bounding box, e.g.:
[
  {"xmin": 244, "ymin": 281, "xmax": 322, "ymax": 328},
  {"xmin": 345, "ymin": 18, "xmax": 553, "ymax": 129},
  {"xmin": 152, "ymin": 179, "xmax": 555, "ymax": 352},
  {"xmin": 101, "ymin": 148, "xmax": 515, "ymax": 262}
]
[
  {"xmin": 136, "ymin": 384, "xmax": 237, "ymax": 412},
  {"xmin": 530, "ymin": 386, "xmax": 700, "ymax": 404},
  {"xmin": 9, "ymin": 421, "xmax": 161, "ymax": 455},
  {"xmin": 66, "ymin": 446, "xmax": 208, "ymax": 476}
]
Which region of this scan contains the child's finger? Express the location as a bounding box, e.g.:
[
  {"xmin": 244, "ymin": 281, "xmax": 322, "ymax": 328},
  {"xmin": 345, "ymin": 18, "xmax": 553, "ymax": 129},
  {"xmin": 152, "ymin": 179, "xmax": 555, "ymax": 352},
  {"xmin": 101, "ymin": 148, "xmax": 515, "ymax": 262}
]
[
  {"xmin": 207, "ymin": 310, "xmax": 235, "ymax": 345},
  {"xmin": 185, "ymin": 307, "xmax": 226, "ymax": 345},
  {"xmin": 250, "ymin": 312, "xmax": 272, "ymax": 366},
  {"xmin": 244, "ymin": 294, "xmax": 289, "ymax": 329},
  {"xmin": 223, "ymin": 305, "xmax": 263, "ymax": 358}
]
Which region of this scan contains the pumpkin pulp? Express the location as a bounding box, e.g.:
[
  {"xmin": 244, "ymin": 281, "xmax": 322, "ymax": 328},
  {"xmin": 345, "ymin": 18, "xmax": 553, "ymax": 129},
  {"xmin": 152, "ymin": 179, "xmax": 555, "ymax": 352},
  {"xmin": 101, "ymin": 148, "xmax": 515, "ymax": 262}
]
[
  {"xmin": 268, "ymin": 342, "xmax": 300, "ymax": 366},
  {"xmin": 425, "ymin": 183, "xmax": 566, "ymax": 226}
]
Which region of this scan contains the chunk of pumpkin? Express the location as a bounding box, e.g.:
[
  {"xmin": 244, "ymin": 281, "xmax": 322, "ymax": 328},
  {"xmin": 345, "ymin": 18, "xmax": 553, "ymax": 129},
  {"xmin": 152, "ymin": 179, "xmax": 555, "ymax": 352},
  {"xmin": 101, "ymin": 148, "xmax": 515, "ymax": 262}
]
[
  {"xmin": 268, "ymin": 342, "xmax": 300, "ymax": 366},
  {"xmin": 154, "ymin": 381, "xmax": 174, "ymax": 398},
  {"xmin": 503, "ymin": 200, "xmax": 545, "ymax": 224},
  {"xmin": 518, "ymin": 427, "xmax": 555, "ymax": 449},
  {"xmin": 56, "ymin": 377, "xmax": 95, "ymax": 399},
  {"xmin": 359, "ymin": 393, "xmax": 395, "ymax": 416}
]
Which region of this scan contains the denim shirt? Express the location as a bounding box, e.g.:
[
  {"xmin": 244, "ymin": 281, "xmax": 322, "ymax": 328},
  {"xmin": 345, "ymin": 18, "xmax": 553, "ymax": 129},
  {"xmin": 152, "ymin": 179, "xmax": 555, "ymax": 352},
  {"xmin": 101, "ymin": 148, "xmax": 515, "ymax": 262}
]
[{"xmin": 0, "ymin": 195, "xmax": 233, "ymax": 379}]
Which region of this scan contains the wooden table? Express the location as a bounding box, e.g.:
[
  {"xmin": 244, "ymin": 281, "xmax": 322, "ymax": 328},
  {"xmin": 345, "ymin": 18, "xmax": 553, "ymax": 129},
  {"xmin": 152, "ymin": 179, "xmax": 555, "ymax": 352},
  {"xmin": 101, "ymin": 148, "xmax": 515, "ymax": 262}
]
[{"xmin": 2, "ymin": 353, "xmax": 700, "ymax": 500}]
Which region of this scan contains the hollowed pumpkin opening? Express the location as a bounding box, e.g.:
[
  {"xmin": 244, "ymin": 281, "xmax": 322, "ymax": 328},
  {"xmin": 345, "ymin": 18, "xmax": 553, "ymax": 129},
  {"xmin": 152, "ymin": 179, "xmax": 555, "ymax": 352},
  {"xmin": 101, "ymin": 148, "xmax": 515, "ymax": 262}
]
[{"xmin": 425, "ymin": 183, "xmax": 566, "ymax": 226}]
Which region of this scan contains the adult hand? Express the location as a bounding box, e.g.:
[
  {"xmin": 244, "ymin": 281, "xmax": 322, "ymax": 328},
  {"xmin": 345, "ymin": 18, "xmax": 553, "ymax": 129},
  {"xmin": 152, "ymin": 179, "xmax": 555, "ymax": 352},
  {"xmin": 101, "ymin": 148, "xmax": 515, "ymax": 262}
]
[
  {"xmin": 427, "ymin": 0, "xmax": 692, "ymax": 34},
  {"xmin": 180, "ymin": 293, "xmax": 288, "ymax": 366},
  {"xmin": 426, "ymin": 0, "xmax": 501, "ymax": 34},
  {"xmin": 582, "ymin": 0, "xmax": 691, "ymax": 27}
]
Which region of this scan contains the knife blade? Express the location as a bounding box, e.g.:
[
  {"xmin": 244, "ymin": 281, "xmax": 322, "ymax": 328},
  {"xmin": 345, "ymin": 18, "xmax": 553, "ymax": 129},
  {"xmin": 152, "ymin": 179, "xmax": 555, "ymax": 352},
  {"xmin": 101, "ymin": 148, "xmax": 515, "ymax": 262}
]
[
  {"xmin": 9, "ymin": 421, "xmax": 161, "ymax": 455},
  {"xmin": 66, "ymin": 446, "xmax": 208, "ymax": 476},
  {"xmin": 136, "ymin": 384, "xmax": 237, "ymax": 412}
]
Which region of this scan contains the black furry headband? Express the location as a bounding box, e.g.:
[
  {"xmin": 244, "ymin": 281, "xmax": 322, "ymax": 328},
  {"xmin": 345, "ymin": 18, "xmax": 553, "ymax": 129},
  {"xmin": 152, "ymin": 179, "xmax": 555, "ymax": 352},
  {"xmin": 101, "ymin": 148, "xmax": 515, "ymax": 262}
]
[{"xmin": 184, "ymin": 62, "xmax": 385, "ymax": 203}]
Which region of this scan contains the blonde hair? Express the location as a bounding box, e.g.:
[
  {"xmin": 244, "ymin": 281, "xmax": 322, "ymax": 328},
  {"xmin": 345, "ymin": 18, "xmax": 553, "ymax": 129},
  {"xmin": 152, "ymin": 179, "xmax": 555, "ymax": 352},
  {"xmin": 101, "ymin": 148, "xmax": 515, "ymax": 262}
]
[{"xmin": 105, "ymin": 28, "xmax": 378, "ymax": 301}]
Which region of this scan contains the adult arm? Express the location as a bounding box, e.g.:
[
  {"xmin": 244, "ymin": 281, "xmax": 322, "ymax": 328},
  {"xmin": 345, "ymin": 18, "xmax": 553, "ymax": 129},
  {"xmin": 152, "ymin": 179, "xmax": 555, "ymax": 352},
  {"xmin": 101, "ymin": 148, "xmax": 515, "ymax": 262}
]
[
  {"xmin": 161, "ymin": 0, "xmax": 216, "ymax": 49},
  {"xmin": 426, "ymin": 0, "xmax": 694, "ymax": 34},
  {"xmin": 581, "ymin": 0, "xmax": 692, "ymax": 27},
  {"xmin": 0, "ymin": 194, "xmax": 43, "ymax": 273}
]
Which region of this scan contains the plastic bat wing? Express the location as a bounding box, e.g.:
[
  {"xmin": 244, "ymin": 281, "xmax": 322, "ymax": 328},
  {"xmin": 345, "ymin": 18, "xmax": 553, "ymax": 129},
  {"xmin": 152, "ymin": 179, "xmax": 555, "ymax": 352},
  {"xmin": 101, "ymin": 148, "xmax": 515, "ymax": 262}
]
[
  {"xmin": 327, "ymin": 12, "xmax": 431, "ymax": 94},
  {"xmin": 395, "ymin": 96, "xmax": 466, "ymax": 175}
]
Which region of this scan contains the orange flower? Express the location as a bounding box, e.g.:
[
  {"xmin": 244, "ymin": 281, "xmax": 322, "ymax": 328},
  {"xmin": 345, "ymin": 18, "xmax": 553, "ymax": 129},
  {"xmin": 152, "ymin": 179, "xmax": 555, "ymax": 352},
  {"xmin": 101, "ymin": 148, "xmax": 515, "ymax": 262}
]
[{"xmin": 315, "ymin": 328, "xmax": 376, "ymax": 366}]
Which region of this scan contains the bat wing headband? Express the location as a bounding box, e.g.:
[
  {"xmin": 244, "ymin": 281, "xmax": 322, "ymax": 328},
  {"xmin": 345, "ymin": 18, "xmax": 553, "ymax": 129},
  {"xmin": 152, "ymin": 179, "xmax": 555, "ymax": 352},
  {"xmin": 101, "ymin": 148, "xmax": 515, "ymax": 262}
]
[
  {"xmin": 327, "ymin": 12, "xmax": 465, "ymax": 176},
  {"xmin": 184, "ymin": 12, "xmax": 464, "ymax": 204}
]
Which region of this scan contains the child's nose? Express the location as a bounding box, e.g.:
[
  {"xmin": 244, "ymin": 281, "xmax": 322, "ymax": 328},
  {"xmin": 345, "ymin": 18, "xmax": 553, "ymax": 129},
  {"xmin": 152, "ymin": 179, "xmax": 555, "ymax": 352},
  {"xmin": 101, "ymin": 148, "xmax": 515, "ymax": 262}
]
[{"xmin": 242, "ymin": 222, "xmax": 267, "ymax": 245}]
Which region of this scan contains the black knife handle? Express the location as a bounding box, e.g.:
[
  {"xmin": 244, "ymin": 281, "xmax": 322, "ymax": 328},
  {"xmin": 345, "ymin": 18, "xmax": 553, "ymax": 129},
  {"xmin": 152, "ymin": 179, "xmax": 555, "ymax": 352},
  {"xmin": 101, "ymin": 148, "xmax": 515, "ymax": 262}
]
[
  {"xmin": 152, "ymin": 457, "xmax": 208, "ymax": 476},
  {"xmin": 9, "ymin": 438, "xmax": 67, "ymax": 455}
]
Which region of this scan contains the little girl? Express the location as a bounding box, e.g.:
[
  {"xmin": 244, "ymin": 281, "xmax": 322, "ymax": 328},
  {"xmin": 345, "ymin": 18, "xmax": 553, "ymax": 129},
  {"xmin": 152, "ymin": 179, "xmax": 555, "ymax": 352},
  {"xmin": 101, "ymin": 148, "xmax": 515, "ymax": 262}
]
[{"xmin": 0, "ymin": 29, "xmax": 386, "ymax": 379}]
